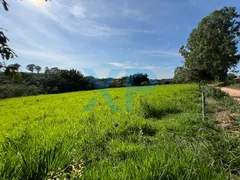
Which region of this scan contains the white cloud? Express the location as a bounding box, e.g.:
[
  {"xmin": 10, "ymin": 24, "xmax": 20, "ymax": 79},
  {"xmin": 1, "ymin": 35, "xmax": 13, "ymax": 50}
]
[
  {"xmin": 18, "ymin": 0, "xmax": 155, "ymax": 37},
  {"xmin": 122, "ymin": 1, "xmax": 149, "ymax": 21},
  {"xmin": 16, "ymin": 48, "xmax": 77, "ymax": 66},
  {"xmin": 140, "ymin": 49, "xmax": 180, "ymax": 57},
  {"xmin": 71, "ymin": 4, "xmax": 87, "ymax": 19},
  {"xmin": 107, "ymin": 61, "xmax": 161, "ymax": 70},
  {"xmin": 107, "ymin": 61, "xmax": 139, "ymax": 69},
  {"xmin": 108, "ymin": 62, "xmax": 126, "ymax": 68},
  {"xmin": 15, "ymin": 47, "xmax": 101, "ymax": 70}
]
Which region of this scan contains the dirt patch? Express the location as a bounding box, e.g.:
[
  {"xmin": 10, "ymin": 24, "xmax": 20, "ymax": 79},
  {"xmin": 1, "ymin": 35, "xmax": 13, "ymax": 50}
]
[
  {"xmin": 221, "ymin": 87, "xmax": 240, "ymax": 102},
  {"xmin": 214, "ymin": 111, "xmax": 240, "ymax": 133}
]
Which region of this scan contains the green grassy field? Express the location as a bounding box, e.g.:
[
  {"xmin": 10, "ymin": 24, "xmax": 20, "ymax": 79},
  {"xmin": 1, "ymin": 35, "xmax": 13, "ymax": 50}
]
[{"xmin": 0, "ymin": 84, "xmax": 239, "ymax": 179}]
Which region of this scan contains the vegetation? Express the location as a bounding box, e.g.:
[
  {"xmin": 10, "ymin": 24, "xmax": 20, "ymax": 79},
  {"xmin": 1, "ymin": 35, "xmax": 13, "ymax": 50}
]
[
  {"xmin": 228, "ymin": 82, "xmax": 240, "ymax": 89},
  {"xmin": 0, "ymin": 0, "xmax": 19, "ymax": 77},
  {"xmin": 1, "ymin": 2, "xmax": 240, "ymax": 179},
  {"xmin": 0, "ymin": 68, "xmax": 159, "ymax": 99},
  {"xmin": 0, "ymin": 84, "xmax": 240, "ymax": 179},
  {"xmin": 175, "ymin": 7, "xmax": 240, "ymax": 84}
]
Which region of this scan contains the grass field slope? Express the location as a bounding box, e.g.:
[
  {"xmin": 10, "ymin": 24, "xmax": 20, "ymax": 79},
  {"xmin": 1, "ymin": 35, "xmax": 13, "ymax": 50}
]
[{"xmin": 0, "ymin": 84, "xmax": 240, "ymax": 179}]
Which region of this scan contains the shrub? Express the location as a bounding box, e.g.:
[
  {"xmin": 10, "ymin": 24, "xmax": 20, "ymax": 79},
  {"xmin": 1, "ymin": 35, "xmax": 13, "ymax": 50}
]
[
  {"xmin": 0, "ymin": 84, "xmax": 44, "ymax": 99},
  {"xmin": 205, "ymin": 87, "xmax": 228, "ymax": 99}
]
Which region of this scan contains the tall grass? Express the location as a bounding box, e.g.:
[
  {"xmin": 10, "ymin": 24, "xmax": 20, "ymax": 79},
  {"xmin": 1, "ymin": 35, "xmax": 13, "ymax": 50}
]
[
  {"xmin": 0, "ymin": 84, "xmax": 239, "ymax": 179},
  {"xmin": 139, "ymin": 97, "xmax": 182, "ymax": 119},
  {"xmin": 0, "ymin": 133, "xmax": 83, "ymax": 180},
  {"xmin": 83, "ymin": 135, "xmax": 227, "ymax": 180}
]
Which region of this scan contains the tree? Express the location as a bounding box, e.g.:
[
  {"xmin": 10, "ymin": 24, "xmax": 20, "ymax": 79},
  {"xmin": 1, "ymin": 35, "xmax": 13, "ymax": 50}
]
[
  {"xmin": 180, "ymin": 7, "xmax": 240, "ymax": 83},
  {"xmin": 7, "ymin": 63, "xmax": 20, "ymax": 70},
  {"xmin": 43, "ymin": 69, "xmax": 92, "ymax": 93},
  {"xmin": 179, "ymin": 7, "xmax": 240, "ymax": 120},
  {"xmin": 49, "ymin": 67, "xmax": 60, "ymax": 74},
  {"xmin": 35, "ymin": 65, "xmax": 42, "ymax": 74},
  {"xmin": 26, "ymin": 64, "xmax": 36, "ymax": 72},
  {"xmin": 227, "ymin": 73, "xmax": 237, "ymax": 81},
  {"xmin": 129, "ymin": 73, "xmax": 149, "ymax": 86},
  {"xmin": 173, "ymin": 66, "xmax": 191, "ymax": 83}
]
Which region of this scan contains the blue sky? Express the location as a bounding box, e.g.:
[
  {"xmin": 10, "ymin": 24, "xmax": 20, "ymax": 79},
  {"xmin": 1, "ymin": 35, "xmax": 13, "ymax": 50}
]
[{"xmin": 1, "ymin": 0, "xmax": 240, "ymax": 79}]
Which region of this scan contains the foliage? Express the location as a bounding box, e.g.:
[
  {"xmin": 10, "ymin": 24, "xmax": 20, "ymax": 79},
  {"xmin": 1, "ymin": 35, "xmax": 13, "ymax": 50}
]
[
  {"xmin": 173, "ymin": 66, "xmax": 191, "ymax": 83},
  {"xmin": 35, "ymin": 65, "xmax": 42, "ymax": 74},
  {"xmin": 129, "ymin": 73, "xmax": 149, "ymax": 86},
  {"xmin": 43, "ymin": 68, "xmax": 93, "ymax": 93},
  {"xmin": 0, "ymin": 0, "xmax": 49, "ymax": 77},
  {"xmin": 0, "ymin": 30, "xmax": 18, "ymax": 73},
  {"xmin": 0, "ymin": 0, "xmax": 19, "ymax": 77},
  {"xmin": 0, "ymin": 84, "xmax": 238, "ymax": 179},
  {"xmin": 26, "ymin": 64, "xmax": 36, "ymax": 73},
  {"xmin": 179, "ymin": 7, "xmax": 240, "ymax": 83},
  {"xmin": 205, "ymin": 87, "xmax": 228, "ymax": 99},
  {"xmin": 227, "ymin": 73, "xmax": 237, "ymax": 80},
  {"xmin": 158, "ymin": 78, "xmax": 174, "ymax": 85},
  {"xmin": 0, "ymin": 70, "xmax": 159, "ymax": 99},
  {"xmin": 0, "ymin": 83, "xmax": 44, "ymax": 99}
]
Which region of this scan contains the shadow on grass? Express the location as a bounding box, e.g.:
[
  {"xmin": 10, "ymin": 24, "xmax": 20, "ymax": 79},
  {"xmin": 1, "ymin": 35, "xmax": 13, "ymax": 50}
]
[{"xmin": 139, "ymin": 98, "xmax": 182, "ymax": 119}]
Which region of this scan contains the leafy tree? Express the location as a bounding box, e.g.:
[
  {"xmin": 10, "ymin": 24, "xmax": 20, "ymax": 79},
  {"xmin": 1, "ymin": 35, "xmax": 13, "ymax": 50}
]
[
  {"xmin": 58, "ymin": 69, "xmax": 89, "ymax": 92},
  {"xmin": 178, "ymin": 7, "xmax": 240, "ymax": 120},
  {"xmin": 42, "ymin": 68, "xmax": 93, "ymax": 93},
  {"xmin": 49, "ymin": 67, "xmax": 60, "ymax": 74},
  {"xmin": 5, "ymin": 63, "xmax": 21, "ymax": 78},
  {"xmin": 129, "ymin": 73, "xmax": 149, "ymax": 86},
  {"xmin": 227, "ymin": 73, "xmax": 237, "ymax": 80},
  {"xmin": 173, "ymin": 66, "xmax": 191, "ymax": 83},
  {"xmin": 8, "ymin": 63, "xmax": 20, "ymax": 70},
  {"xmin": 35, "ymin": 65, "xmax": 42, "ymax": 74},
  {"xmin": 26, "ymin": 64, "xmax": 36, "ymax": 73},
  {"xmin": 179, "ymin": 7, "xmax": 240, "ymax": 83}
]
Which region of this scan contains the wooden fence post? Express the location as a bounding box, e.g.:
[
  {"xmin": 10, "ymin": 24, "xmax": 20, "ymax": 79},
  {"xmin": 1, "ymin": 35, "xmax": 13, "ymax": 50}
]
[{"xmin": 201, "ymin": 86, "xmax": 206, "ymax": 120}]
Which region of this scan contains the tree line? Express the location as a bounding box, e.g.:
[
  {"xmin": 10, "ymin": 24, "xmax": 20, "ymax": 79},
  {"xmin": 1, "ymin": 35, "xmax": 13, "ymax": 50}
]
[{"xmin": 1, "ymin": 65, "xmax": 175, "ymax": 99}]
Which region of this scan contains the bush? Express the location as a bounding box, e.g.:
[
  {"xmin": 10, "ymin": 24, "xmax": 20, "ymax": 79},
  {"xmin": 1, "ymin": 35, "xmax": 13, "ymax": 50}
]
[
  {"xmin": 0, "ymin": 84, "xmax": 44, "ymax": 99},
  {"xmin": 205, "ymin": 87, "xmax": 228, "ymax": 99}
]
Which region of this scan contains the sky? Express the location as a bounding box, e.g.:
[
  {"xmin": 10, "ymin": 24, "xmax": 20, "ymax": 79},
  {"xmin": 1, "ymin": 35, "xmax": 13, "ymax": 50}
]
[{"xmin": 1, "ymin": 0, "xmax": 240, "ymax": 79}]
